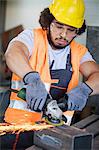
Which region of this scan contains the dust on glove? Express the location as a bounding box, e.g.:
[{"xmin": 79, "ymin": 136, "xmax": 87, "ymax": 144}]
[
  {"xmin": 67, "ymin": 82, "xmax": 93, "ymax": 111},
  {"xmin": 23, "ymin": 71, "xmax": 48, "ymax": 112}
]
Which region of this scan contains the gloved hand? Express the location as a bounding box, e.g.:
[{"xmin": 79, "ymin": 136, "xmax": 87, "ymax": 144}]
[
  {"xmin": 57, "ymin": 94, "xmax": 68, "ymax": 112},
  {"xmin": 23, "ymin": 71, "xmax": 48, "ymax": 112},
  {"xmin": 67, "ymin": 82, "xmax": 93, "ymax": 111}
]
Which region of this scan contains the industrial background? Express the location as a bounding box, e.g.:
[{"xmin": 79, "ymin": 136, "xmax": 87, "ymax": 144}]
[
  {"xmin": 0, "ymin": 0, "xmax": 99, "ymax": 44},
  {"xmin": 0, "ymin": 0, "xmax": 99, "ymax": 149},
  {"xmin": 0, "ymin": 0, "xmax": 99, "ymax": 112}
]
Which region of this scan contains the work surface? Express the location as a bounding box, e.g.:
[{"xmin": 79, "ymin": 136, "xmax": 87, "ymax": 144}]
[
  {"xmin": 0, "ymin": 114, "xmax": 99, "ymax": 150},
  {"xmin": 26, "ymin": 114, "xmax": 99, "ymax": 150},
  {"xmin": 73, "ymin": 114, "xmax": 99, "ymax": 150}
]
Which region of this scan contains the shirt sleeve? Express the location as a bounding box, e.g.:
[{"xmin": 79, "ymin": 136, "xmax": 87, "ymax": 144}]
[
  {"xmin": 80, "ymin": 51, "xmax": 95, "ymax": 64},
  {"xmin": 10, "ymin": 29, "xmax": 34, "ymax": 56}
]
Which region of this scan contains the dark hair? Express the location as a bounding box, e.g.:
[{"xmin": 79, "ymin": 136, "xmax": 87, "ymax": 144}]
[
  {"xmin": 39, "ymin": 8, "xmax": 55, "ymax": 30},
  {"xmin": 77, "ymin": 20, "xmax": 86, "ymax": 35},
  {"xmin": 39, "ymin": 8, "xmax": 86, "ymax": 35}
]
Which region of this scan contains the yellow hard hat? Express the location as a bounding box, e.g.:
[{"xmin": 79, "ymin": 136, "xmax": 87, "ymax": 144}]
[{"xmin": 49, "ymin": 0, "xmax": 85, "ymax": 28}]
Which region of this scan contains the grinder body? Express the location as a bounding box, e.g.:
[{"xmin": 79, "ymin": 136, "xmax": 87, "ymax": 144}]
[{"xmin": 9, "ymin": 88, "xmax": 68, "ymax": 126}]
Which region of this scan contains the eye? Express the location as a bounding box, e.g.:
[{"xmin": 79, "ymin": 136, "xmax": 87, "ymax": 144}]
[
  {"xmin": 68, "ymin": 28, "xmax": 76, "ymax": 32},
  {"xmin": 56, "ymin": 24, "xmax": 63, "ymax": 29}
]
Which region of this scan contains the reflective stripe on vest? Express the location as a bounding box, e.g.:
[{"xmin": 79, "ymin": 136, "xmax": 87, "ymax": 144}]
[{"xmin": 11, "ymin": 80, "xmax": 24, "ymax": 89}]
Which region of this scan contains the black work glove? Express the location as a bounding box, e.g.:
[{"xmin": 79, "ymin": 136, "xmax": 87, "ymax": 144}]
[
  {"xmin": 23, "ymin": 72, "xmax": 48, "ymax": 112},
  {"xmin": 67, "ymin": 82, "xmax": 93, "ymax": 111},
  {"xmin": 57, "ymin": 94, "xmax": 68, "ymax": 112}
]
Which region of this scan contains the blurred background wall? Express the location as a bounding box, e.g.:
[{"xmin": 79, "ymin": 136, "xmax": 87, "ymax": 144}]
[
  {"xmin": 5, "ymin": 0, "xmax": 99, "ymax": 45},
  {"xmin": 5, "ymin": 0, "xmax": 50, "ymax": 30}
]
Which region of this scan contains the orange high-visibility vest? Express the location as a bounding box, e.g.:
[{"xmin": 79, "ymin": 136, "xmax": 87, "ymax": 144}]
[
  {"xmin": 10, "ymin": 28, "xmax": 87, "ymax": 99},
  {"xmin": 5, "ymin": 28, "xmax": 87, "ymax": 125}
]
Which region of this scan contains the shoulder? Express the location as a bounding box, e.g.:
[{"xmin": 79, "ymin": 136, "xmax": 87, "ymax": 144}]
[
  {"xmin": 18, "ymin": 28, "xmax": 34, "ymax": 38},
  {"xmin": 71, "ymin": 40, "xmax": 87, "ymax": 50},
  {"xmin": 33, "ymin": 28, "xmax": 47, "ymax": 38},
  {"xmin": 9, "ymin": 28, "xmax": 35, "ymax": 56},
  {"xmin": 70, "ymin": 40, "xmax": 88, "ymax": 58},
  {"xmin": 80, "ymin": 51, "xmax": 95, "ymax": 64},
  {"xmin": 10, "ymin": 28, "xmax": 34, "ymax": 43}
]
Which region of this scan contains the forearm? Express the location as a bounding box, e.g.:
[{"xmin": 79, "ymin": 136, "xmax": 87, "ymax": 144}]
[
  {"xmin": 5, "ymin": 41, "xmax": 33, "ymax": 78},
  {"xmin": 85, "ymin": 72, "xmax": 99, "ymax": 95},
  {"xmin": 80, "ymin": 61, "xmax": 99, "ymax": 95}
]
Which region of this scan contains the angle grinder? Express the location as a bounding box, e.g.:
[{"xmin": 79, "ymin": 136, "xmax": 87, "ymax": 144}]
[{"xmin": 10, "ymin": 88, "xmax": 68, "ymax": 126}]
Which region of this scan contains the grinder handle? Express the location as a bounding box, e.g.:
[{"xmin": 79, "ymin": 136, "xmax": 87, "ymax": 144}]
[
  {"xmin": 10, "ymin": 88, "xmax": 68, "ymax": 112},
  {"xmin": 10, "ymin": 88, "xmax": 68, "ymax": 111},
  {"xmin": 17, "ymin": 88, "xmax": 26, "ymax": 100},
  {"xmin": 10, "ymin": 88, "xmax": 26, "ymax": 100}
]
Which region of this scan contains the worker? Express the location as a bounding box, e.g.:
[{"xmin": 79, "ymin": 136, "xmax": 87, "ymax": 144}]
[{"xmin": 4, "ymin": 0, "xmax": 99, "ymax": 125}]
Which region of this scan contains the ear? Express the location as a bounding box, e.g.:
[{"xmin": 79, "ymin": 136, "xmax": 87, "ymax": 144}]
[{"xmin": 46, "ymin": 27, "xmax": 50, "ymax": 34}]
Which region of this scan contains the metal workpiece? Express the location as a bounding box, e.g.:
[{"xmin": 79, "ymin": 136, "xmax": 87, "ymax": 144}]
[{"xmin": 33, "ymin": 124, "xmax": 93, "ymax": 150}]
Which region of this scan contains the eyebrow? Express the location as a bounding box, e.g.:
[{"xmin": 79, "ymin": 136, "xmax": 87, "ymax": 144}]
[
  {"xmin": 53, "ymin": 20, "xmax": 77, "ymax": 29},
  {"xmin": 53, "ymin": 20, "xmax": 64, "ymax": 26}
]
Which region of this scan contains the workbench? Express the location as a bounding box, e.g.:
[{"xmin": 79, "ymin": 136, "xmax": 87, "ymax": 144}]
[{"xmin": 0, "ymin": 114, "xmax": 99, "ymax": 150}]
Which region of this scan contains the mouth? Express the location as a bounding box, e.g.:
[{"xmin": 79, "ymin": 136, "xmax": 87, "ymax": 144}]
[
  {"xmin": 47, "ymin": 32, "xmax": 70, "ymax": 49},
  {"xmin": 55, "ymin": 39, "xmax": 68, "ymax": 46}
]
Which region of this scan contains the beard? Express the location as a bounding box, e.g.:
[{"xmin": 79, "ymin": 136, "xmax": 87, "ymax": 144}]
[{"xmin": 47, "ymin": 29, "xmax": 76, "ymax": 50}]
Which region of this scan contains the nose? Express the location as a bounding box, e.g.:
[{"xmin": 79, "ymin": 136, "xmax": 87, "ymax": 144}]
[{"xmin": 60, "ymin": 28, "xmax": 68, "ymax": 39}]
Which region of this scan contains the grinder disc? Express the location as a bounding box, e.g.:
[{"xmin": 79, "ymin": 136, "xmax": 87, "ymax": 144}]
[{"xmin": 45, "ymin": 116, "xmax": 64, "ymax": 126}]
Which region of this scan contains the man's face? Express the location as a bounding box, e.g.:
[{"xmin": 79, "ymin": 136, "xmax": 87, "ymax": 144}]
[{"xmin": 48, "ymin": 19, "xmax": 78, "ymax": 49}]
